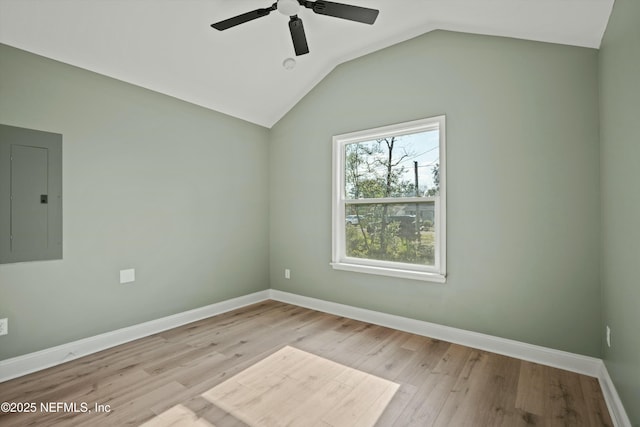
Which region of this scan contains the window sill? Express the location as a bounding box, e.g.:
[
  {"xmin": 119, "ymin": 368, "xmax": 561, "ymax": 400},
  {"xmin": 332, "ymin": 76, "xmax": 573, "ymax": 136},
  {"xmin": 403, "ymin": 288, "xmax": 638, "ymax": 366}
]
[{"xmin": 330, "ymin": 262, "xmax": 446, "ymax": 283}]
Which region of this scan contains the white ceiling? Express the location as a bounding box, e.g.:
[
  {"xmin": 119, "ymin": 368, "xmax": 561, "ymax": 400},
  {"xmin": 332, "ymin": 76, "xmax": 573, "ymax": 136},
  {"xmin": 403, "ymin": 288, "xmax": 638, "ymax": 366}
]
[{"xmin": 0, "ymin": 0, "xmax": 614, "ymax": 128}]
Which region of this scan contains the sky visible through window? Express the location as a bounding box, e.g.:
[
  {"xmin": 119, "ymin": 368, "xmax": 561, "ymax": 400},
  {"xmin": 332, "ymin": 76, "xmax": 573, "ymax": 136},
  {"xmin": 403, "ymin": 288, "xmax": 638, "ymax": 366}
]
[{"xmin": 345, "ymin": 129, "xmax": 439, "ymax": 198}]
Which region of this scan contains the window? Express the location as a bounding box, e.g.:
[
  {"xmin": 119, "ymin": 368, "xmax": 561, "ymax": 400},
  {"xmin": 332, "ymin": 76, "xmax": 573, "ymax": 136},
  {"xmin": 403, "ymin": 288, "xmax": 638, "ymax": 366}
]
[{"xmin": 331, "ymin": 116, "xmax": 446, "ymax": 282}]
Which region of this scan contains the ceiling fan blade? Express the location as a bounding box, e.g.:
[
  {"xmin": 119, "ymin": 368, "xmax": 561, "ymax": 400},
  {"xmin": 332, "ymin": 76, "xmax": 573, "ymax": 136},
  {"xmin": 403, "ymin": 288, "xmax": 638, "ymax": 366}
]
[
  {"xmin": 211, "ymin": 6, "xmax": 276, "ymax": 31},
  {"xmin": 289, "ymin": 16, "xmax": 309, "ymax": 56},
  {"xmin": 310, "ymin": 1, "xmax": 379, "ymax": 25}
]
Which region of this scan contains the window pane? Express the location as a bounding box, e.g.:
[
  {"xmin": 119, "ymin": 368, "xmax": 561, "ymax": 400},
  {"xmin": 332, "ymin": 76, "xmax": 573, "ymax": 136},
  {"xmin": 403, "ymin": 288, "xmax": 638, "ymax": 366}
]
[
  {"xmin": 344, "ymin": 130, "xmax": 439, "ymax": 199},
  {"xmin": 345, "ymin": 202, "xmax": 436, "ymax": 266}
]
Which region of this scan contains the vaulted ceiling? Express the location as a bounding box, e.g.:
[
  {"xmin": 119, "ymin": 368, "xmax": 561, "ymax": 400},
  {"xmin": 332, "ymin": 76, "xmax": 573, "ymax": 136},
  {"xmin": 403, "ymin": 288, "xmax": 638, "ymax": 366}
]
[{"xmin": 0, "ymin": 0, "xmax": 614, "ymax": 128}]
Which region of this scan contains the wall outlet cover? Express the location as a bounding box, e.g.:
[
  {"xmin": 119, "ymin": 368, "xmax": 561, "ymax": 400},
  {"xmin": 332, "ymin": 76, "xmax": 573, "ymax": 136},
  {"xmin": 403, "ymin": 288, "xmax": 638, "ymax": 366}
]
[
  {"xmin": 120, "ymin": 268, "xmax": 135, "ymax": 284},
  {"xmin": 0, "ymin": 318, "xmax": 7, "ymax": 336}
]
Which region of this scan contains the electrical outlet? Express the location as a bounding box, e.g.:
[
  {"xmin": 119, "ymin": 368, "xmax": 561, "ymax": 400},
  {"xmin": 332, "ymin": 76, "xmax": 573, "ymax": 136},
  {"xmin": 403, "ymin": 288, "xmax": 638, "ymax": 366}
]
[
  {"xmin": 285, "ymin": 269, "xmax": 291, "ymax": 279},
  {"xmin": 606, "ymin": 326, "xmax": 611, "ymax": 348},
  {"xmin": 120, "ymin": 268, "xmax": 135, "ymax": 284},
  {"xmin": 0, "ymin": 318, "xmax": 8, "ymax": 336}
]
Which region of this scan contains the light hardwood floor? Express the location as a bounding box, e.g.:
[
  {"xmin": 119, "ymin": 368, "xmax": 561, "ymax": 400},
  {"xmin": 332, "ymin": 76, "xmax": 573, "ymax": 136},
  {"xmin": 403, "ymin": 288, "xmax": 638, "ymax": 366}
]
[{"xmin": 0, "ymin": 300, "xmax": 613, "ymax": 426}]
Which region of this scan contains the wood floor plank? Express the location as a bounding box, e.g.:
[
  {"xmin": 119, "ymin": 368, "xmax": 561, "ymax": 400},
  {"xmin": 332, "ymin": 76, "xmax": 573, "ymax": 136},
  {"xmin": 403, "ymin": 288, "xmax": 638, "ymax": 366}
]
[
  {"xmin": 390, "ymin": 343, "xmax": 472, "ymax": 426},
  {"xmin": 545, "ymin": 367, "xmax": 591, "ymax": 426},
  {"xmin": 353, "ymin": 330, "xmax": 414, "ymax": 379},
  {"xmin": 393, "ymin": 336, "xmax": 451, "ymax": 386},
  {"xmin": 436, "ymin": 351, "xmax": 521, "ymax": 426},
  {"xmin": 0, "ymin": 300, "xmax": 614, "ymax": 427},
  {"xmin": 1, "ymin": 335, "xmax": 168, "ymax": 403},
  {"xmin": 182, "ymin": 395, "xmax": 249, "ymax": 427},
  {"xmin": 373, "ymin": 383, "xmax": 417, "ymax": 427},
  {"xmin": 140, "ymin": 404, "xmax": 215, "ymax": 427},
  {"xmin": 579, "ymin": 375, "xmax": 614, "ymax": 427},
  {"xmin": 516, "ymin": 360, "xmax": 547, "ymax": 416}
]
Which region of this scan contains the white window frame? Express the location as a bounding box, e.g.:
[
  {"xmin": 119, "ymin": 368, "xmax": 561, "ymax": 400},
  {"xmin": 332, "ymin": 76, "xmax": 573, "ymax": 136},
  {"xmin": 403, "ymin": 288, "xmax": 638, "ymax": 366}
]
[{"xmin": 331, "ymin": 116, "xmax": 446, "ymax": 283}]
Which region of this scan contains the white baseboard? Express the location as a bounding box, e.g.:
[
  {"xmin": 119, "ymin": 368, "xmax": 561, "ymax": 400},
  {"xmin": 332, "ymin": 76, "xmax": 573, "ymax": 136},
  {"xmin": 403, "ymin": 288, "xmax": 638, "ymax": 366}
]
[
  {"xmin": 269, "ymin": 289, "xmax": 632, "ymax": 426},
  {"xmin": 1, "ymin": 288, "xmax": 631, "ymax": 426},
  {"xmin": 269, "ymin": 289, "xmax": 601, "ymax": 375},
  {"xmin": 598, "ymin": 361, "xmax": 633, "ymax": 427},
  {"xmin": 0, "ymin": 290, "xmax": 270, "ymax": 383}
]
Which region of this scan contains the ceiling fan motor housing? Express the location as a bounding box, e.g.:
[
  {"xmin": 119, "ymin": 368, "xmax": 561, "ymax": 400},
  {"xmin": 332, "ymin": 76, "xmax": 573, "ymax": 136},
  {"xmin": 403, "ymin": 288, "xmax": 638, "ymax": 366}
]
[{"xmin": 278, "ymin": 0, "xmax": 300, "ymax": 16}]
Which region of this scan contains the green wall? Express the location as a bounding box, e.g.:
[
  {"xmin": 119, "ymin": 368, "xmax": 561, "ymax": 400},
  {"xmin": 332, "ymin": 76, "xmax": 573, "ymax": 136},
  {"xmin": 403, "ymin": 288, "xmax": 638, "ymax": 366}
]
[
  {"xmin": 1, "ymin": 17, "xmax": 635, "ymax": 423},
  {"xmin": 599, "ymin": 0, "xmax": 640, "ymax": 423},
  {"xmin": 4, "ymin": 21, "xmax": 636, "ymax": 420},
  {"xmin": 270, "ymin": 31, "xmax": 602, "ymax": 357},
  {"xmin": 0, "ymin": 44, "xmax": 270, "ymax": 360}
]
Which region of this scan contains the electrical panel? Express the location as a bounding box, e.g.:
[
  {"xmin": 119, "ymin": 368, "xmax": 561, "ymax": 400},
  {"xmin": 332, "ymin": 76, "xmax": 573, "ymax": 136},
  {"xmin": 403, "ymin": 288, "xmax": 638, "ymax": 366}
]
[{"xmin": 0, "ymin": 124, "xmax": 62, "ymax": 264}]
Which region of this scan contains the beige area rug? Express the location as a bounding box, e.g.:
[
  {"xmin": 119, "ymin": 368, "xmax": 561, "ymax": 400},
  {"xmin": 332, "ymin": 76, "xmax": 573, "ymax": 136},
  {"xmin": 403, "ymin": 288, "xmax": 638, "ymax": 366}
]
[{"xmin": 142, "ymin": 346, "xmax": 399, "ymax": 427}]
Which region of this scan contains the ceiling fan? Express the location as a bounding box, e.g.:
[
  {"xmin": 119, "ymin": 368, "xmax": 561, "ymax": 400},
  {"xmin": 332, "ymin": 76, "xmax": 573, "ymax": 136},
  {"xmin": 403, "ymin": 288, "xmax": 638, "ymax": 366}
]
[{"xmin": 211, "ymin": 0, "xmax": 379, "ymax": 56}]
